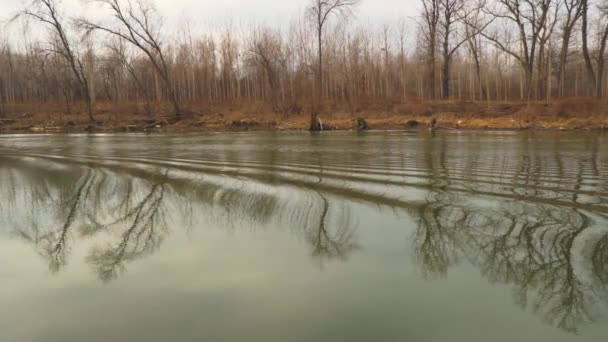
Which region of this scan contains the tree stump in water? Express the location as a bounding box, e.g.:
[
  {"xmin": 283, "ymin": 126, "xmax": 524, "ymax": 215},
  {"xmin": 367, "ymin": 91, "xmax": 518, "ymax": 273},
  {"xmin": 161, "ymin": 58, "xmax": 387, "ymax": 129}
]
[
  {"xmin": 310, "ymin": 115, "xmax": 323, "ymax": 131},
  {"xmin": 356, "ymin": 118, "xmax": 369, "ymax": 131},
  {"xmin": 430, "ymin": 118, "xmax": 438, "ymax": 130},
  {"xmin": 406, "ymin": 120, "xmax": 419, "ymax": 129}
]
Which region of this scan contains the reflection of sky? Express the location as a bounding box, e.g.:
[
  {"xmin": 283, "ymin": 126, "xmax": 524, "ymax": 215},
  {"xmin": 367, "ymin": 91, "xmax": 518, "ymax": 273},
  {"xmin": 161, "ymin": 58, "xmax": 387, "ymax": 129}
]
[{"xmin": 2, "ymin": 205, "xmax": 604, "ymax": 342}]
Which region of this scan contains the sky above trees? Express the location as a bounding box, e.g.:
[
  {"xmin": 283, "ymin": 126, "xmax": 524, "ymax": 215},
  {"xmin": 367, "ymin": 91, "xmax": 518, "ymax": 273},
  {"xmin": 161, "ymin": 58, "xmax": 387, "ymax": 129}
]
[{"xmin": 1, "ymin": 0, "xmax": 419, "ymax": 27}]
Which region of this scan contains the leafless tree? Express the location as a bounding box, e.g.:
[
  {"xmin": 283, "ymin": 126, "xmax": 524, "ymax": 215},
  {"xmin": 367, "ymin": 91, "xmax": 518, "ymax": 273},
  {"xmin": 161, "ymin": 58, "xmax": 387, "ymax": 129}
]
[
  {"xmin": 483, "ymin": 0, "xmax": 560, "ymax": 100},
  {"xmin": 307, "ymin": 0, "xmax": 361, "ymax": 131},
  {"xmin": 248, "ymin": 28, "xmax": 284, "ymax": 112},
  {"xmin": 438, "ymin": 0, "xmax": 485, "ymax": 99},
  {"xmin": 77, "ymin": 0, "xmax": 181, "ymax": 117},
  {"xmin": 106, "ymin": 37, "xmax": 153, "ymax": 115},
  {"xmin": 462, "ymin": 0, "xmax": 490, "ymax": 100},
  {"xmin": 14, "ymin": 0, "xmax": 95, "ymax": 124},
  {"xmin": 419, "ymin": 0, "xmax": 441, "ymax": 99},
  {"xmin": 582, "ymin": 0, "xmax": 608, "ymax": 98},
  {"xmin": 557, "ymin": 0, "xmax": 584, "ymax": 96},
  {"xmin": 2, "ymin": 0, "xmax": 608, "ymax": 122}
]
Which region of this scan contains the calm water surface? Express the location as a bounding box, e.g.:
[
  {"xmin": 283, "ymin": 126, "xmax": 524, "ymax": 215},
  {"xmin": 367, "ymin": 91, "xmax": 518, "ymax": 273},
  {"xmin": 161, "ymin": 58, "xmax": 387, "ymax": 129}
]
[{"xmin": 1, "ymin": 131, "xmax": 607, "ymax": 342}]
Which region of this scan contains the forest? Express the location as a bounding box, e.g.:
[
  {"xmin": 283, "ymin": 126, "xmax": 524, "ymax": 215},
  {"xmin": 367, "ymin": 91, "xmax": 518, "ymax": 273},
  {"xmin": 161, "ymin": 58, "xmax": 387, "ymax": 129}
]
[{"xmin": 0, "ymin": 0, "xmax": 607, "ymax": 131}]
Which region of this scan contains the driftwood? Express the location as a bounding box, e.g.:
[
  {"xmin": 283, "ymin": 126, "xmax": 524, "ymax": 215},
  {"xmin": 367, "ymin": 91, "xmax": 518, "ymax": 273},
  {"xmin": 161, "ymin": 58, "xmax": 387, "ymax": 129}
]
[
  {"xmin": 121, "ymin": 125, "xmax": 140, "ymax": 132},
  {"xmin": 406, "ymin": 120, "xmax": 419, "ymax": 128},
  {"xmin": 430, "ymin": 118, "xmax": 438, "ymax": 130},
  {"xmin": 14, "ymin": 125, "xmax": 34, "ymax": 131},
  {"xmin": 356, "ymin": 118, "xmax": 369, "ymax": 131},
  {"xmin": 158, "ymin": 116, "xmax": 180, "ymax": 125},
  {"xmin": 310, "ymin": 117, "xmax": 339, "ymax": 131},
  {"xmin": 176, "ymin": 110, "xmax": 198, "ymax": 118},
  {"xmin": 143, "ymin": 120, "xmax": 169, "ymax": 129},
  {"xmin": 231, "ymin": 119, "xmax": 260, "ymax": 130}
]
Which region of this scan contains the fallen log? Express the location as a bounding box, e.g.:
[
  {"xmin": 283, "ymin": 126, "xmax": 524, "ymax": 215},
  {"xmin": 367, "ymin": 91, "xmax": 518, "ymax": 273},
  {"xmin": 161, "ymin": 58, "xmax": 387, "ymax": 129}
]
[{"xmin": 143, "ymin": 120, "xmax": 169, "ymax": 129}]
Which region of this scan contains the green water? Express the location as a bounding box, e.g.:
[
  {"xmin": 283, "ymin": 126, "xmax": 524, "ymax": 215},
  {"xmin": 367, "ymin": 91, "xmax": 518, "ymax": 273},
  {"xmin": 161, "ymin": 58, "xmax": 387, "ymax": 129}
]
[{"xmin": 1, "ymin": 131, "xmax": 607, "ymax": 342}]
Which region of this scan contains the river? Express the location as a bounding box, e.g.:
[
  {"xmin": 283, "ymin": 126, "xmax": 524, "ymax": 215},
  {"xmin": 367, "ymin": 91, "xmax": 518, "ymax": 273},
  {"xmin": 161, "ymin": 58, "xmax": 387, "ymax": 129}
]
[{"xmin": 1, "ymin": 131, "xmax": 607, "ymax": 341}]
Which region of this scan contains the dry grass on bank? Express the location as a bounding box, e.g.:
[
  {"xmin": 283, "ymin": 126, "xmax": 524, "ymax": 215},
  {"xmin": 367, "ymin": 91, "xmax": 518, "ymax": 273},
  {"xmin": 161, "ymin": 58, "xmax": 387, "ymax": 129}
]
[{"xmin": 1, "ymin": 98, "xmax": 607, "ymax": 133}]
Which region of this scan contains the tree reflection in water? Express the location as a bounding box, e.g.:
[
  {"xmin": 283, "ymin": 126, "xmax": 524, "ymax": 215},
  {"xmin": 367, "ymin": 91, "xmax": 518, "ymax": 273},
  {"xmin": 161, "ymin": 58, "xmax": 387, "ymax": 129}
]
[
  {"xmin": 414, "ymin": 190, "xmax": 607, "ymax": 332},
  {"xmin": 411, "ymin": 133, "xmax": 608, "ymax": 333},
  {"xmin": 86, "ymin": 172, "xmax": 169, "ymax": 282},
  {"xmin": 1, "ymin": 137, "xmax": 607, "ymax": 334},
  {"xmin": 307, "ymin": 193, "xmax": 359, "ymax": 262},
  {"xmin": 0, "ymin": 156, "xmax": 360, "ymax": 282}
]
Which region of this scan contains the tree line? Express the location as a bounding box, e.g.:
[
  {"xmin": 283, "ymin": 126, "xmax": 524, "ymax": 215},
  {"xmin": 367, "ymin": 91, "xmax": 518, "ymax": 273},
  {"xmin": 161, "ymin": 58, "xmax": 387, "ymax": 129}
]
[{"xmin": 0, "ymin": 0, "xmax": 607, "ymax": 125}]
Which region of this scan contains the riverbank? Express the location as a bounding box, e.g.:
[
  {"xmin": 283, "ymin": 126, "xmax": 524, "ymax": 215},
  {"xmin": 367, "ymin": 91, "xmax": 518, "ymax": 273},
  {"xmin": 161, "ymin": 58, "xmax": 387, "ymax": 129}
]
[{"xmin": 1, "ymin": 99, "xmax": 607, "ymax": 133}]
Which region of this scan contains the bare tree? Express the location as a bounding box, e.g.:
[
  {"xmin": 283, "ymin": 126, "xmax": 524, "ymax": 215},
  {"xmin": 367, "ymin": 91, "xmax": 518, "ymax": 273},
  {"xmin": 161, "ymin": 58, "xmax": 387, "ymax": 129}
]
[
  {"xmin": 419, "ymin": 0, "xmax": 441, "ymax": 99},
  {"xmin": 3, "ymin": 0, "xmax": 608, "ymax": 123},
  {"xmin": 462, "ymin": 0, "xmax": 489, "ymax": 100},
  {"xmin": 307, "ymin": 0, "xmax": 361, "ymax": 131},
  {"xmin": 106, "ymin": 37, "xmax": 153, "ymax": 115},
  {"xmin": 397, "ymin": 19, "xmax": 409, "ymax": 100},
  {"xmin": 382, "ymin": 24, "xmax": 391, "ymax": 103},
  {"xmin": 483, "ymin": 0, "xmax": 560, "ymax": 100},
  {"xmin": 582, "ymin": 0, "xmax": 608, "ymax": 97},
  {"xmin": 557, "ymin": 0, "xmax": 584, "ymax": 96},
  {"xmin": 14, "ymin": 0, "xmax": 95, "ymax": 124},
  {"xmin": 248, "ymin": 28, "xmax": 284, "ymax": 112},
  {"xmin": 535, "ymin": 0, "xmax": 561, "ymax": 99},
  {"xmin": 439, "ymin": 0, "xmax": 472, "ymax": 99},
  {"xmin": 77, "ymin": 0, "xmax": 181, "ymax": 117}
]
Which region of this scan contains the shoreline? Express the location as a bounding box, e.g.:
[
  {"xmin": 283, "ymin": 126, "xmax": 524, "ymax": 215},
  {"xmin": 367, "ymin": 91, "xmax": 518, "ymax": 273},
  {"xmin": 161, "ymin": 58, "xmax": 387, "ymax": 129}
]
[
  {"xmin": 2, "ymin": 124, "xmax": 607, "ymax": 134},
  {"xmin": 2, "ymin": 117, "xmax": 607, "ymax": 134},
  {"xmin": 2, "ymin": 99, "xmax": 607, "ymax": 134}
]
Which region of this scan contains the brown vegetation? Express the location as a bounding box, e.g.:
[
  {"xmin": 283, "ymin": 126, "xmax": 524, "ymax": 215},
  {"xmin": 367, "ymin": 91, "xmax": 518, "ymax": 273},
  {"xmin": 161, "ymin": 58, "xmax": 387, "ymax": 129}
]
[{"xmin": 1, "ymin": 98, "xmax": 607, "ymax": 133}]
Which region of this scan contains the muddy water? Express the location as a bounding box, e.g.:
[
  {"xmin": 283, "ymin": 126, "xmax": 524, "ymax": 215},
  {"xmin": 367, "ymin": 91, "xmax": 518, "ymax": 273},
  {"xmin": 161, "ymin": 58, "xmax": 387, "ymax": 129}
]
[{"xmin": 1, "ymin": 131, "xmax": 607, "ymax": 342}]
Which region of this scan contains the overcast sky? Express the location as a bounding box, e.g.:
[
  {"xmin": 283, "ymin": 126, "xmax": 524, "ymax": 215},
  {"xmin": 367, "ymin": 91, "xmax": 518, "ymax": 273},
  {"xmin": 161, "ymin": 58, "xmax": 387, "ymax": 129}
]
[{"xmin": 1, "ymin": 0, "xmax": 419, "ymax": 30}]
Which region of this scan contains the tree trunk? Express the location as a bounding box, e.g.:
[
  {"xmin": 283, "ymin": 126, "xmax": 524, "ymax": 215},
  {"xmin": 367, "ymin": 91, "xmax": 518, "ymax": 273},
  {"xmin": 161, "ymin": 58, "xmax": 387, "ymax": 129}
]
[
  {"xmin": 311, "ymin": 23, "xmax": 323, "ymax": 131},
  {"xmin": 429, "ymin": 31, "xmax": 436, "ymax": 100},
  {"xmin": 442, "ymin": 48, "xmax": 450, "ymax": 99},
  {"xmin": 595, "ymin": 26, "xmax": 608, "ymax": 98},
  {"xmin": 557, "ymin": 30, "xmax": 571, "ymax": 97},
  {"xmin": 582, "ymin": 0, "xmax": 597, "ymax": 95}
]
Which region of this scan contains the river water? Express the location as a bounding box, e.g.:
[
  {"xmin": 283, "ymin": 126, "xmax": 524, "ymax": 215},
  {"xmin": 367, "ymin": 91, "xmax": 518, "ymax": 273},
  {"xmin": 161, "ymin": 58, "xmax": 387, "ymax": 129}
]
[{"xmin": 1, "ymin": 131, "xmax": 607, "ymax": 342}]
